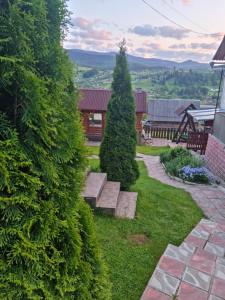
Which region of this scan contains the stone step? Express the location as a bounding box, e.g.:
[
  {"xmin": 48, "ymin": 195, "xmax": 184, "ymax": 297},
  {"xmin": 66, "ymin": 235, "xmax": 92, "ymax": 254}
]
[
  {"xmin": 115, "ymin": 191, "xmax": 138, "ymax": 219},
  {"xmin": 83, "ymin": 172, "xmax": 107, "ymax": 208},
  {"xmin": 96, "ymin": 181, "xmax": 120, "ymax": 215}
]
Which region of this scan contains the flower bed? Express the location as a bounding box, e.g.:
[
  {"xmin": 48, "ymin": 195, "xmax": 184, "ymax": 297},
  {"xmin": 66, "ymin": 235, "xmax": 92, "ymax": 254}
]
[{"xmin": 160, "ymin": 147, "xmax": 209, "ymax": 184}]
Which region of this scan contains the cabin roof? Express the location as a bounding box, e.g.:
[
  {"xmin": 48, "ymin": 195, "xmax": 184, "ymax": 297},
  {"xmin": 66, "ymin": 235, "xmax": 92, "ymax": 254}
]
[
  {"xmin": 211, "ymin": 36, "xmax": 225, "ymax": 69},
  {"xmin": 187, "ymin": 108, "xmax": 225, "ymax": 121},
  {"xmin": 148, "ymin": 99, "xmax": 200, "ymax": 123},
  {"xmin": 79, "ymin": 88, "xmax": 147, "ymax": 113}
]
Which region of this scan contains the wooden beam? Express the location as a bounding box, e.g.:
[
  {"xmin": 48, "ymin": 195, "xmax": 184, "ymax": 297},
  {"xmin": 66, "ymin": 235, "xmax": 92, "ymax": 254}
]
[{"xmin": 173, "ymin": 112, "xmax": 187, "ymax": 143}]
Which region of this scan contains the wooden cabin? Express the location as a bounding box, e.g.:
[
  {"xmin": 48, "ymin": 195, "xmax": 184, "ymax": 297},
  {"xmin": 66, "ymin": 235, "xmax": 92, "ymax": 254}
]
[
  {"xmin": 79, "ymin": 88, "xmax": 147, "ymax": 140},
  {"xmin": 148, "ymin": 99, "xmax": 200, "ymax": 128}
]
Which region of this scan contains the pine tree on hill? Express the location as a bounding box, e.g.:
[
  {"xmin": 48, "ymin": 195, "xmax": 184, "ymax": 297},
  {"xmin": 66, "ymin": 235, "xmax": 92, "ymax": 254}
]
[
  {"xmin": 0, "ymin": 1, "xmax": 111, "ymax": 299},
  {"xmin": 100, "ymin": 41, "xmax": 139, "ymax": 190}
]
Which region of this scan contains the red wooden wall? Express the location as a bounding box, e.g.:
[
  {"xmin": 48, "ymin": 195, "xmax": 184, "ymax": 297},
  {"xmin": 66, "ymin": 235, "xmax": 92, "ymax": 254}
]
[{"xmin": 81, "ymin": 111, "xmax": 143, "ymax": 140}]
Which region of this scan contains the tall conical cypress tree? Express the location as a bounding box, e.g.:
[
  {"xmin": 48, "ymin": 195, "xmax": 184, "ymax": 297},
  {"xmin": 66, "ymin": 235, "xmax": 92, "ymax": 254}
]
[
  {"xmin": 100, "ymin": 42, "xmax": 139, "ymax": 190},
  {"xmin": 0, "ymin": 1, "xmax": 111, "ymax": 299}
]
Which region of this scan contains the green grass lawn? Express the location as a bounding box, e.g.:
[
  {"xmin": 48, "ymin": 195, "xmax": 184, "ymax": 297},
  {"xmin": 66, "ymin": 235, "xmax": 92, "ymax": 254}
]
[
  {"xmin": 86, "ymin": 145, "xmax": 100, "ymax": 156},
  {"xmin": 86, "ymin": 145, "xmax": 170, "ymax": 157},
  {"xmin": 89, "ymin": 160, "xmax": 203, "ymax": 300},
  {"xmin": 136, "ymin": 145, "xmax": 170, "ymax": 156}
]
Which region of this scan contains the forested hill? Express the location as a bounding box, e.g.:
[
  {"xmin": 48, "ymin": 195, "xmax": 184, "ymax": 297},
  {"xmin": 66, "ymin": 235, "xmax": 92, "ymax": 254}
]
[
  {"xmin": 76, "ymin": 67, "xmax": 220, "ymax": 104},
  {"xmin": 67, "ymin": 48, "xmax": 208, "ymax": 71},
  {"xmin": 69, "ymin": 48, "xmax": 220, "ymax": 103}
]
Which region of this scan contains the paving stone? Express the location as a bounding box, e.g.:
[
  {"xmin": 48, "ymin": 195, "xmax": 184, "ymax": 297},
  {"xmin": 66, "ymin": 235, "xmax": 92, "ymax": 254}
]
[
  {"xmin": 195, "ymin": 248, "xmax": 217, "ymax": 261},
  {"xmin": 209, "ymin": 295, "xmax": 224, "ymax": 300},
  {"xmin": 148, "ymin": 269, "xmax": 180, "ymax": 296},
  {"xmin": 183, "ymin": 267, "xmax": 211, "ymax": 291},
  {"xmin": 215, "ymin": 263, "xmax": 225, "ymax": 280},
  {"xmin": 209, "ymin": 232, "xmax": 225, "ymax": 248},
  {"xmin": 199, "ymin": 219, "xmax": 218, "ymax": 229},
  {"xmin": 211, "ymin": 277, "xmax": 225, "ymax": 299},
  {"xmin": 164, "ymin": 244, "xmax": 192, "ymax": 264},
  {"xmin": 217, "ymin": 224, "xmax": 225, "ymax": 232},
  {"xmin": 178, "ymin": 282, "xmax": 208, "ymax": 300},
  {"xmin": 189, "ymin": 253, "xmax": 215, "ymax": 275},
  {"xmin": 196, "ymin": 223, "xmax": 216, "ymax": 234},
  {"xmin": 115, "ymin": 191, "xmax": 137, "ymax": 219},
  {"xmin": 140, "ymin": 287, "xmax": 171, "ymax": 300},
  {"xmin": 217, "ymin": 257, "xmax": 225, "ymax": 266},
  {"xmin": 185, "ymin": 235, "xmax": 207, "ymax": 248},
  {"xmin": 204, "ymin": 242, "xmax": 225, "ymax": 258},
  {"xmin": 191, "ymin": 228, "xmax": 210, "ymax": 240},
  {"xmin": 157, "ymin": 256, "xmax": 185, "ymax": 279},
  {"xmin": 180, "ymin": 242, "xmax": 196, "ymax": 255}
]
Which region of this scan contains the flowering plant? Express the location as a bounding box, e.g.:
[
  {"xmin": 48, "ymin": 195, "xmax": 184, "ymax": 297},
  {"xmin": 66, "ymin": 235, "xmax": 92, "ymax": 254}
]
[{"xmin": 179, "ymin": 166, "xmax": 209, "ymax": 183}]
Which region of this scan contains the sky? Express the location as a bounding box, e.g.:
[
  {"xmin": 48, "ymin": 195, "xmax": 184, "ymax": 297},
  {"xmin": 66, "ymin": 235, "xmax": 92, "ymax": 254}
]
[{"xmin": 65, "ymin": 0, "xmax": 225, "ymax": 62}]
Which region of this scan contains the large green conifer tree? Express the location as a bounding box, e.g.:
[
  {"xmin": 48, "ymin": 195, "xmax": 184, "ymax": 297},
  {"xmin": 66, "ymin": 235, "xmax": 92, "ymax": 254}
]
[
  {"xmin": 0, "ymin": 1, "xmax": 111, "ymax": 299},
  {"xmin": 100, "ymin": 42, "xmax": 139, "ymax": 190}
]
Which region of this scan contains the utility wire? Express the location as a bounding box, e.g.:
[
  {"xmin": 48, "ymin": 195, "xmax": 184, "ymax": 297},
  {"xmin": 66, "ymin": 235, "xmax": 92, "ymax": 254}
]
[
  {"xmin": 141, "ymin": 0, "xmax": 222, "ymax": 37},
  {"xmin": 162, "ymin": 0, "xmax": 209, "ymax": 33}
]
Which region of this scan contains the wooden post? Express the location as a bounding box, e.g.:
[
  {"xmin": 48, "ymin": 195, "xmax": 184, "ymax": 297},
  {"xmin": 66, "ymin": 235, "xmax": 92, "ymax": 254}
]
[{"xmin": 173, "ymin": 112, "xmax": 187, "ymax": 143}]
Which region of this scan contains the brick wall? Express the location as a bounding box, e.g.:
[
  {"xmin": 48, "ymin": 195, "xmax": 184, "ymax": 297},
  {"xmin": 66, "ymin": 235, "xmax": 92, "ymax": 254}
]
[{"xmin": 205, "ymin": 134, "xmax": 225, "ymax": 181}]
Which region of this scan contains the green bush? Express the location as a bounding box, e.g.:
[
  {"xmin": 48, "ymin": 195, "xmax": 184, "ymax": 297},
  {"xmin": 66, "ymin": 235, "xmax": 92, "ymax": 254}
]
[
  {"xmin": 0, "ymin": 1, "xmax": 111, "ymax": 298},
  {"xmin": 161, "ymin": 147, "xmax": 205, "ymax": 182},
  {"xmin": 100, "ymin": 42, "xmax": 139, "ymax": 190},
  {"xmin": 165, "ymin": 155, "xmax": 202, "ymax": 177},
  {"xmin": 160, "ymin": 147, "xmax": 190, "ymax": 163},
  {"xmin": 192, "ymin": 174, "xmax": 209, "ymax": 183}
]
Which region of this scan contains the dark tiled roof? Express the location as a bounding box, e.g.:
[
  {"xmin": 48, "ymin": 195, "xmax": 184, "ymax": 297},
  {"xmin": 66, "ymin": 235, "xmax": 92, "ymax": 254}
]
[
  {"xmin": 79, "ymin": 88, "xmax": 147, "ymax": 113},
  {"xmin": 213, "ymin": 36, "xmax": 225, "ymax": 61},
  {"xmin": 148, "ymin": 99, "xmax": 200, "ymax": 122},
  {"xmin": 175, "ymin": 103, "xmax": 198, "ymax": 116}
]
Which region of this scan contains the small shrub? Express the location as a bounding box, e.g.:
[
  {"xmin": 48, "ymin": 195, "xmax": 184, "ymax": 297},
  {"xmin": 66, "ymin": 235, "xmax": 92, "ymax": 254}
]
[
  {"xmin": 179, "ymin": 166, "xmax": 209, "ymax": 183},
  {"xmin": 160, "ymin": 147, "xmax": 190, "ymax": 164},
  {"xmin": 170, "ymin": 147, "xmax": 191, "ymax": 159},
  {"xmin": 165, "ymin": 155, "xmax": 196, "ymax": 176},
  {"xmin": 160, "ymin": 151, "xmax": 172, "ymax": 163},
  {"xmin": 162, "ymin": 147, "xmax": 208, "ymax": 183}
]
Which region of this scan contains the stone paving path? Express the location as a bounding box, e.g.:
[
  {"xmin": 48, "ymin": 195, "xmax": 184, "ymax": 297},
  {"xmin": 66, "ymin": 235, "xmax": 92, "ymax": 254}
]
[
  {"xmin": 139, "ymin": 155, "xmax": 225, "ymax": 299},
  {"xmin": 139, "ymin": 155, "xmax": 225, "ymax": 225},
  {"xmin": 141, "ymin": 219, "xmax": 225, "ymax": 300}
]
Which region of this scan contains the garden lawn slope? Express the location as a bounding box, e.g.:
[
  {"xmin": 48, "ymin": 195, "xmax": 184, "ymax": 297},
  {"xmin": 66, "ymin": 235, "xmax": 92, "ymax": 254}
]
[{"xmin": 92, "ymin": 160, "xmax": 203, "ymax": 300}]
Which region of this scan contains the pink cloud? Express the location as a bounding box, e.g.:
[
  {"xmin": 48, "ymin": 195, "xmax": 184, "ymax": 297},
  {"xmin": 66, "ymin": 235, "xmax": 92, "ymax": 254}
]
[
  {"xmin": 71, "ymin": 17, "xmax": 112, "ymax": 41},
  {"xmin": 181, "ymin": 0, "xmax": 191, "ymax": 5}
]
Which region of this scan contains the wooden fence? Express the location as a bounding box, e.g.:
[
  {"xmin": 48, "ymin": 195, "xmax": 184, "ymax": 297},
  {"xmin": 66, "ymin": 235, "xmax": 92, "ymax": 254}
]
[
  {"xmin": 143, "ymin": 126, "xmax": 178, "ymax": 140},
  {"xmin": 186, "ymin": 132, "xmax": 209, "ymax": 155}
]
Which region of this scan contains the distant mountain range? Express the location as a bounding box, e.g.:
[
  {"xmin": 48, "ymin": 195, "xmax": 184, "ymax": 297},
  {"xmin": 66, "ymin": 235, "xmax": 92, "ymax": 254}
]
[{"xmin": 67, "ymin": 49, "xmax": 209, "ymax": 71}]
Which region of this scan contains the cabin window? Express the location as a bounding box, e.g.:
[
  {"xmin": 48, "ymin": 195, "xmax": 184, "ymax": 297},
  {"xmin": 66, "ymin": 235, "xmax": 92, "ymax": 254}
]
[{"xmin": 89, "ymin": 113, "xmax": 102, "ymax": 127}]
